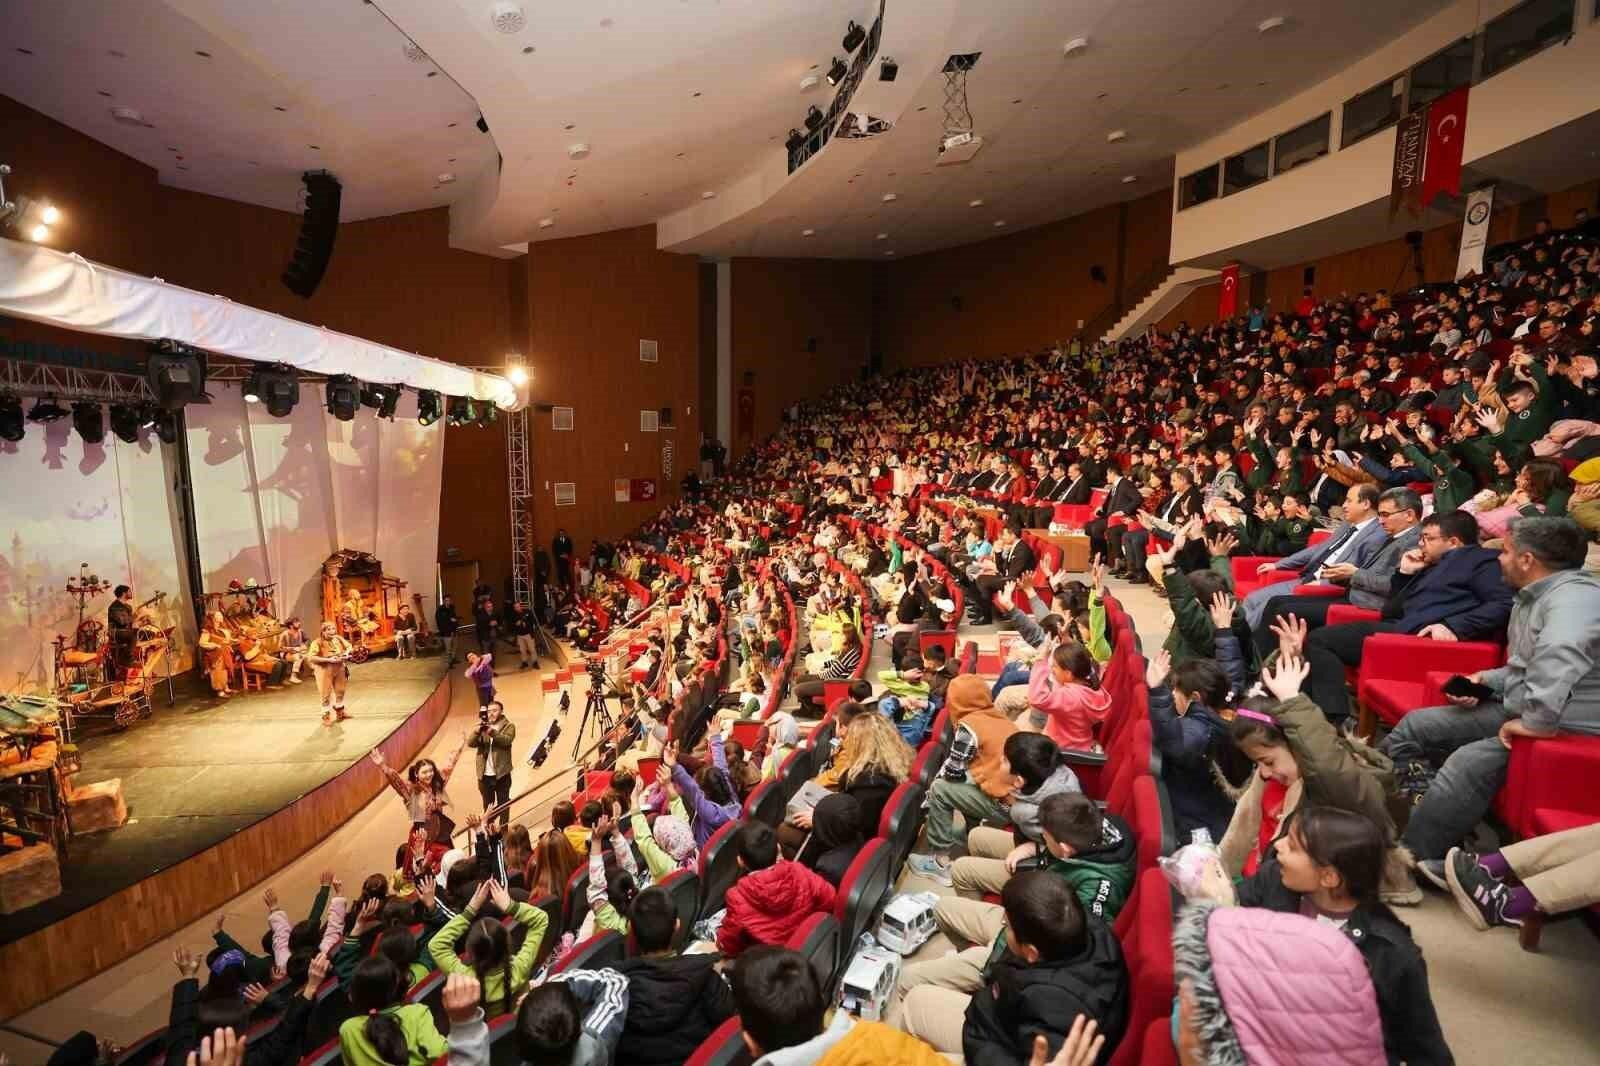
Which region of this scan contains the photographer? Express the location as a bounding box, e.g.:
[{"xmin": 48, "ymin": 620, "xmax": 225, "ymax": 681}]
[{"xmin": 468, "ymin": 700, "xmax": 517, "ymax": 815}]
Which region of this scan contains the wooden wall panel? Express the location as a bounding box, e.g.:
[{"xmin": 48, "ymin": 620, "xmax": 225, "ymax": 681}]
[
  {"xmin": 1121, "ymin": 188, "xmax": 1177, "ymax": 293},
  {"xmin": 525, "ymin": 226, "xmax": 701, "ymax": 554},
  {"xmin": 0, "ymin": 675, "xmax": 453, "ymax": 1019},
  {"xmin": 730, "ymin": 258, "xmax": 873, "ymax": 457},
  {"xmin": 874, "ymin": 202, "xmax": 1127, "ymax": 369},
  {"xmin": 1155, "ymin": 283, "xmax": 1223, "ymax": 333}
]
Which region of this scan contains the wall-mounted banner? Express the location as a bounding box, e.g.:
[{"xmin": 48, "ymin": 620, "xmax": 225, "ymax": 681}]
[
  {"xmin": 629, "ymin": 478, "xmax": 657, "ymax": 503},
  {"xmin": 1455, "ymin": 185, "xmax": 1495, "ymax": 281},
  {"xmin": 1420, "ymin": 86, "xmax": 1469, "ymax": 211},
  {"xmin": 1389, "ymin": 106, "xmax": 1427, "ymax": 219},
  {"xmin": 614, "ymin": 478, "xmax": 630, "ymax": 503},
  {"xmin": 1218, "ymin": 263, "xmax": 1241, "ymax": 319}
]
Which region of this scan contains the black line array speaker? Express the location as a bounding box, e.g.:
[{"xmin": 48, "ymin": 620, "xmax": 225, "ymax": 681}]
[{"xmin": 282, "ymin": 170, "xmax": 341, "ymax": 298}]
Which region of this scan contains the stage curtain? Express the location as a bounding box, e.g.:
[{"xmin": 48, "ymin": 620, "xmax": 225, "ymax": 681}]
[{"xmin": 0, "ymin": 418, "xmax": 196, "ymax": 692}]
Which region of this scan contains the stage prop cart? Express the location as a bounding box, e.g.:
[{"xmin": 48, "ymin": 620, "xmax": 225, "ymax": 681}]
[{"xmin": 321, "ymin": 551, "xmax": 407, "ymax": 663}]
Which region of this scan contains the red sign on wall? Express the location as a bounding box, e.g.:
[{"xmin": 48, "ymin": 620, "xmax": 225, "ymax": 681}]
[{"xmin": 629, "ymin": 478, "xmax": 657, "ymax": 502}]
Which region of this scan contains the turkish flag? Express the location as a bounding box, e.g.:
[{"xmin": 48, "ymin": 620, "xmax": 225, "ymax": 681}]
[
  {"xmin": 629, "ymin": 478, "xmax": 657, "ymax": 502},
  {"xmin": 1218, "ymin": 263, "xmax": 1241, "ymax": 319},
  {"xmin": 1420, "ymin": 87, "xmax": 1469, "ymax": 210}
]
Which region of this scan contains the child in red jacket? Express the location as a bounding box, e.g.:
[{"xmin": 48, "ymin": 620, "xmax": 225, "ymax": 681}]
[{"xmin": 716, "ymin": 823, "xmax": 836, "ymax": 958}]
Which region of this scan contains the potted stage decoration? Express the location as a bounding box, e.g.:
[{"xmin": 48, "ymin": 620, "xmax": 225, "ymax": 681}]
[{"xmin": 320, "ymin": 550, "xmax": 407, "ymax": 662}]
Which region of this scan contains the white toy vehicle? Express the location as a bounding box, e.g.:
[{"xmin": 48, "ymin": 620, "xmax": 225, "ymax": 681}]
[
  {"xmin": 876, "ymin": 892, "xmax": 939, "ymax": 955},
  {"xmin": 837, "ymin": 945, "xmax": 901, "ymax": 1021}
]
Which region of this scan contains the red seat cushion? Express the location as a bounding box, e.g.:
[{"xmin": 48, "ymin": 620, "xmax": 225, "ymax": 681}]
[
  {"xmin": 1530, "ymin": 807, "xmax": 1599, "ymax": 837},
  {"xmin": 1357, "ymin": 679, "xmax": 1428, "ymax": 727}
]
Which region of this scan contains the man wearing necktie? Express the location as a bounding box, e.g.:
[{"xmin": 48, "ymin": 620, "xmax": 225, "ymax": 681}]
[{"xmin": 1241, "ymin": 483, "xmax": 1387, "ymax": 631}]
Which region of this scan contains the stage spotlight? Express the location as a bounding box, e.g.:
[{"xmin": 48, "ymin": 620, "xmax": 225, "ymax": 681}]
[
  {"xmin": 72, "ymin": 401, "xmax": 105, "ymax": 444},
  {"xmin": 786, "ymin": 128, "xmax": 805, "ymax": 153},
  {"xmin": 109, "ymin": 403, "xmax": 142, "ymax": 443},
  {"xmin": 507, "ymin": 365, "xmax": 529, "ymax": 387},
  {"xmin": 446, "ymin": 395, "xmax": 476, "ymax": 426},
  {"xmin": 147, "ymin": 340, "xmax": 210, "ymax": 411},
  {"xmin": 0, "ymin": 393, "xmax": 23, "ymax": 442},
  {"xmin": 842, "ymin": 20, "xmax": 865, "ymax": 52},
  {"xmin": 247, "ymin": 365, "xmax": 300, "ymax": 418},
  {"xmin": 417, "ymin": 389, "xmax": 442, "ymax": 426},
  {"xmin": 826, "ymin": 57, "xmax": 847, "ymax": 86},
  {"xmin": 478, "ymin": 402, "xmax": 499, "ymax": 427},
  {"xmin": 804, "ymin": 106, "xmax": 824, "ymax": 131},
  {"xmin": 153, "ymin": 410, "xmax": 179, "ymax": 444},
  {"xmin": 325, "ymin": 375, "xmax": 360, "ymax": 421},
  {"xmin": 27, "ymin": 396, "xmax": 68, "ymax": 423},
  {"xmin": 361, "ymin": 382, "xmax": 401, "ymax": 420},
  {"xmin": 243, "ymin": 369, "xmax": 263, "ymax": 404}
]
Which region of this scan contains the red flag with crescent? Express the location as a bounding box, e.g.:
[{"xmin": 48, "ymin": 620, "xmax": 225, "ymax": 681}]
[
  {"xmin": 1218, "ymin": 263, "xmax": 1240, "ymax": 319},
  {"xmin": 1420, "ymin": 87, "xmax": 1468, "ymax": 210},
  {"xmin": 630, "ymin": 478, "xmax": 657, "ymax": 502}
]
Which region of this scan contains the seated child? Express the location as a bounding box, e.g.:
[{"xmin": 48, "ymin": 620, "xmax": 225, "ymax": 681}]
[
  {"xmin": 514, "ymin": 969, "xmax": 630, "ymax": 1066},
  {"xmin": 716, "ymin": 823, "xmax": 836, "ymax": 958},
  {"xmin": 950, "ymin": 732, "xmax": 1081, "ymax": 896}
]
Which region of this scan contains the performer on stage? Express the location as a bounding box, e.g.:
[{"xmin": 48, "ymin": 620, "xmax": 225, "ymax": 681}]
[
  {"xmin": 197, "ymin": 610, "xmax": 237, "ymax": 698},
  {"xmin": 306, "ymin": 621, "xmax": 354, "ymax": 726},
  {"xmin": 369, "ymin": 734, "xmax": 468, "ymax": 843},
  {"xmin": 279, "ymin": 617, "xmax": 307, "ymax": 684},
  {"xmin": 107, "ymin": 584, "xmax": 136, "ymax": 676},
  {"xmin": 342, "ymin": 589, "xmax": 380, "ymax": 646}
]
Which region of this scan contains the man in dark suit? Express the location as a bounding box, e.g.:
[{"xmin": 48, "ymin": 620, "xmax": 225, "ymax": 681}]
[
  {"xmin": 1288, "ymin": 510, "xmax": 1513, "ymax": 728},
  {"xmin": 1119, "ymin": 467, "xmax": 1203, "ymax": 583},
  {"xmin": 1241, "ymin": 482, "xmax": 1387, "ymax": 630},
  {"xmin": 1017, "ymin": 461, "xmax": 1068, "ymax": 529},
  {"xmin": 969, "ymin": 456, "xmax": 1003, "ymax": 494},
  {"xmin": 1082, "ymin": 467, "xmax": 1141, "ymax": 571},
  {"xmin": 1053, "ymin": 462, "xmax": 1093, "ymax": 505},
  {"xmin": 1254, "ymin": 486, "xmax": 1424, "ymax": 653},
  {"xmin": 968, "ymin": 525, "xmax": 1037, "ymax": 625}
]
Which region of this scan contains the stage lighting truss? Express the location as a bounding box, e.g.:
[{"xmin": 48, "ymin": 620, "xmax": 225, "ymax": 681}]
[
  {"xmin": 361, "ymin": 382, "xmax": 402, "ymax": 420},
  {"xmin": 325, "ymin": 374, "xmax": 361, "ymax": 421},
  {"xmin": 109, "ymin": 403, "xmax": 142, "ymax": 443},
  {"xmin": 243, "ymin": 364, "xmax": 301, "ymax": 418},
  {"xmin": 842, "ymin": 20, "xmax": 866, "ymax": 53}
]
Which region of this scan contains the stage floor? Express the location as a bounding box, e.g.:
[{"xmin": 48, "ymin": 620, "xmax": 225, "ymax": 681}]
[{"xmin": 1, "ymin": 653, "xmax": 450, "ymax": 945}]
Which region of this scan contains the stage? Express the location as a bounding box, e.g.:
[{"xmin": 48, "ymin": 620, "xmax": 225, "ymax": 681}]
[{"xmin": 0, "ymin": 652, "xmax": 451, "ymax": 947}]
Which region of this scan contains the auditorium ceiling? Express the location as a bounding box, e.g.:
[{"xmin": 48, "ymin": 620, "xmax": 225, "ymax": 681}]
[{"xmin": 1, "ymin": 0, "xmax": 1455, "ymax": 258}]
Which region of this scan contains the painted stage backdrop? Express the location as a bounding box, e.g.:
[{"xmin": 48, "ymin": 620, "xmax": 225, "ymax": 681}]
[
  {"xmin": 185, "ymin": 384, "xmax": 445, "ymax": 632},
  {"xmin": 0, "ymin": 416, "xmax": 195, "ymax": 694}
]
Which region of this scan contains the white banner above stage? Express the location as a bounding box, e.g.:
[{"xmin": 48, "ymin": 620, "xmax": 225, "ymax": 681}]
[{"xmin": 0, "ymin": 236, "xmax": 518, "ymax": 409}]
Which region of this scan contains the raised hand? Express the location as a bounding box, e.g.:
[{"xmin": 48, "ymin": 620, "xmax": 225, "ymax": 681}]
[
  {"xmin": 1269, "ymin": 614, "xmax": 1308, "ymax": 658},
  {"xmin": 1027, "ymin": 1016, "xmax": 1105, "ymax": 1066},
  {"xmin": 1205, "ymin": 531, "xmax": 1238, "ymax": 558},
  {"xmin": 416, "ymin": 874, "xmax": 437, "ymax": 912},
  {"xmin": 186, "ymin": 1028, "xmax": 246, "ymax": 1066},
  {"xmin": 318, "ymin": 869, "xmax": 333, "ymax": 888},
  {"xmin": 305, "ymin": 953, "xmax": 330, "ymax": 993},
  {"xmin": 1207, "ymin": 591, "xmax": 1236, "ymax": 630},
  {"xmin": 469, "ymin": 879, "xmax": 492, "ymax": 913},
  {"xmin": 173, "ymin": 945, "xmax": 201, "ymax": 979},
  {"xmin": 1088, "ymin": 554, "xmax": 1106, "ymax": 592},
  {"xmin": 442, "ymin": 972, "xmax": 483, "ymax": 1026},
  {"xmin": 262, "ymin": 888, "xmax": 279, "ymax": 912},
  {"xmin": 487, "ymin": 878, "xmax": 512, "ymax": 913},
  {"xmin": 241, "ymin": 983, "xmax": 270, "ymax": 1006},
  {"xmin": 1145, "ymin": 648, "xmax": 1172, "ymax": 690},
  {"xmin": 368, "ymin": 749, "xmax": 386, "ymax": 767},
  {"xmin": 1262, "ymin": 654, "xmax": 1309, "ymax": 701},
  {"xmin": 353, "ymin": 896, "xmax": 382, "ymax": 932}
]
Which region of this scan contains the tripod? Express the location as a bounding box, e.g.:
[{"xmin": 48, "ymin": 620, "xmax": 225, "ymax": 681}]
[{"xmin": 572, "ymin": 661, "xmax": 620, "ymax": 762}]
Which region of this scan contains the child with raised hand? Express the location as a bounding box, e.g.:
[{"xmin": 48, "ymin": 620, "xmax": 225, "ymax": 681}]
[
  {"xmin": 1233, "ymin": 805, "xmax": 1452, "ymax": 1066},
  {"xmin": 664, "ymin": 736, "xmax": 741, "ymax": 847},
  {"xmin": 584, "ymin": 803, "xmax": 641, "ymax": 936},
  {"xmin": 1007, "ymin": 641, "xmax": 1112, "ymax": 751},
  {"xmin": 629, "ymin": 775, "xmax": 698, "ymax": 878},
  {"xmin": 429, "ymin": 877, "xmax": 550, "ymax": 1018},
  {"xmin": 340, "ymin": 954, "xmax": 447, "ymax": 1066},
  {"xmin": 1145, "ymin": 647, "xmax": 1238, "ymax": 845}
]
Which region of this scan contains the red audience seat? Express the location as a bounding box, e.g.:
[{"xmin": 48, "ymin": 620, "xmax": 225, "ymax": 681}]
[
  {"xmin": 911, "ymin": 741, "xmax": 944, "ymax": 790},
  {"xmin": 655, "ymin": 868, "xmax": 703, "ymax": 952},
  {"xmin": 1355, "ymin": 634, "xmax": 1505, "ymax": 736},
  {"xmin": 1108, "ymin": 868, "xmax": 1176, "ymax": 1066},
  {"xmin": 776, "ymin": 747, "xmax": 815, "ymax": 803},
  {"xmin": 918, "ymin": 629, "xmax": 957, "ymax": 659},
  {"xmin": 876, "ymin": 781, "xmax": 926, "ymax": 874},
  {"xmin": 684, "ymin": 1016, "xmax": 747, "ymax": 1066},
  {"xmin": 696, "ymin": 820, "xmax": 743, "ymax": 921},
  {"xmin": 553, "ymin": 930, "xmax": 627, "ymax": 974},
  {"xmin": 1498, "ymin": 733, "xmax": 1600, "ymax": 839},
  {"xmin": 1326, "ymin": 603, "xmax": 1381, "ymax": 626},
  {"xmin": 562, "ymin": 864, "xmax": 590, "ymax": 935},
  {"xmin": 1129, "ymin": 774, "xmax": 1172, "ymax": 870},
  {"xmin": 833, "ymin": 838, "xmax": 893, "ymax": 969},
  {"xmin": 785, "ymin": 912, "xmax": 844, "ymax": 998},
  {"xmin": 742, "ymin": 777, "xmax": 786, "ymax": 826},
  {"xmin": 728, "ymin": 719, "xmax": 763, "ymax": 751},
  {"xmin": 822, "ymin": 679, "xmax": 853, "ymax": 714},
  {"xmin": 1230, "ymin": 556, "xmax": 1284, "ymax": 598}
]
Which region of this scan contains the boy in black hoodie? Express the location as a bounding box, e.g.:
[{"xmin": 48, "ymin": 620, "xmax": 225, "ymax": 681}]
[
  {"xmin": 613, "ymin": 887, "xmax": 736, "ymax": 1066},
  {"xmin": 961, "ymin": 870, "xmax": 1128, "ymax": 1066}
]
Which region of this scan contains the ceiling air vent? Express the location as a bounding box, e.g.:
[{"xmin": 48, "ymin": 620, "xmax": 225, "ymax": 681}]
[
  {"xmin": 552, "ymin": 406, "xmax": 574, "ymax": 431},
  {"xmin": 639, "ymin": 339, "xmax": 659, "ymax": 363},
  {"xmin": 553, "ymin": 482, "xmax": 576, "ymax": 507}
]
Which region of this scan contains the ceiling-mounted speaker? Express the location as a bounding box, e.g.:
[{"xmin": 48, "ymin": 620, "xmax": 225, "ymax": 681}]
[{"xmin": 282, "ymin": 170, "xmax": 341, "ymax": 298}]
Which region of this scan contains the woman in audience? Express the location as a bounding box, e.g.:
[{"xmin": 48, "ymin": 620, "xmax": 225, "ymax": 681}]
[
  {"xmin": 339, "ymin": 955, "xmax": 447, "ymax": 1066},
  {"xmin": 780, "ymin": 708, "xmax": 911, "ymax": 857},
  {"xmin": 522, "ymin": 827, "xmax": 585, "ymax": 900},
  {"xmin": 370, "ymin": 736, "xmax": 469, "ymax": 844},
  {"xmin": 663, "ymin": 735, "xmax": 742, "ymax": 848},
  {"xmin": 1460, "ymin": 456, "xmax": 1569, "ymax": 539}
]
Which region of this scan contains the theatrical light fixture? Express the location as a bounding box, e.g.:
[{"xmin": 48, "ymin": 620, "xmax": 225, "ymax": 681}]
[
  {"xmin": 0, "ymin": 393, "xmax": 23, "ymax": 442},
  {"xmin": 477, "ymin": 402, "xmax": 498, "ymax": 427},
  {"xmin": 417, "ymin": 389, "xmax": 442, "ymax": 426},
  {"xmin": 109, "ymin": 403, "xmax": 142, "ymax": 443},
  {"xmin": 446, "ymin": 395, "xmax": 476, "ymax": 426},
  {"xmin": 361, "ymin": 382, "xmax": 401, "ymax": 420},
  {"xmin": 785, "ymin": 128, "xmax": 805, "ymax": 153},
  {"xmin": 826, "ymin": 57, "xmax": 847, "ymax": 86},
  {"xmin": 842, "ymin": 21, "xmax": 866, "ymax": 53},
  {"xmin": 325, "ymin": 375, "xmax": 361, "ymax": 421},
  {"xmin": 27, "ymin": 396, "xmax": 69, "ymax": 423},
  {"xmin": 507, "ymin": 365, "xmax": 529, "ymax": 386},
  {"xmin": 153, "ymin": 409, "xmax": 179, "ymax": 444},
  {"xmin": 804, "ymin": 106, "xmax": 824, "ymax": 132},
  {"xmin": 72, "ymin": 401, "xmax": 105, "ymax": 444},
  {"xmin": 246, "ymin": 364, "xmax": 300, "ymax": 417},
  {"xmin": 0, "ymin": 164, "xmax": 63, "ymax": 244},
  {"xmin": 147, "ymin": 340, "xmax": 210, "ymax": 411},
  {"xmin": 879, "ymin": 56, "xmax": 898, "ymax": 82}
]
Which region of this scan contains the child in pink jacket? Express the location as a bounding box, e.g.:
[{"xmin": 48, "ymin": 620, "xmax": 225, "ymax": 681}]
[{"xmin": 998, "ymin": 641, "xmax": 1112, "ymax": 751}]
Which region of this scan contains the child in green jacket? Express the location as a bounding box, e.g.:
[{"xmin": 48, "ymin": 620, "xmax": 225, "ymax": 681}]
[{"xmin": 429, "ymin": 878, "xmax": 550, "ymax": 1017}]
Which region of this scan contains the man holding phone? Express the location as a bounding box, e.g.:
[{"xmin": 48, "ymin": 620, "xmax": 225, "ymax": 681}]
[{"xmin": 1381, "ymin": 517, "xmax": 1600, "ymax": 873}]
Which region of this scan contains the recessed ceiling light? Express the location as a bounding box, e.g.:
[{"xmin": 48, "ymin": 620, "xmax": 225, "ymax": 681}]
[
  {"xmin": 448, "ymin": 157, "xmax": 456, "ymax": 162},
  {"xmin": 676, "ymin": 152, "xmax": 687, "ymax": 159},
  {"xmin": 563, "ymin": 123, "xmax": 575, "ymax": 130},
  {"xmin": 166, "ymin": 145, "xmax": 178, "ymax": 152},
  {"xmin": 568, "ymin": 143, "xmax": 590, "ymax": 159},
  {"xmin": 426, "ymin": 70, "xmax": 438, "ymax": 77},
  {"xmin": 110, "ymin": 106, "xmax": 144, "ymax": 125},
  {"xmin": 881, "ymin": 192, "xmax": 898, "ymax": 202},
  {"xmin": 916, "ymin": 106, "xmax": 927, "ymax": 111},
  {"xmin": 800, "ymin": 74, "xmax": 820, "ymax": 91},
  {"xmin": 15, "ymin": 47, "xmax": 34, "ymax": 55},
  {"xmin": 969, "ymin": 198, "xmax": 984, "ymax": 207},
  {"xmin": 522, "ymin": 45, "xmax": 535, "ymax": 54},
  {"xmin": 701, "ymin": 191, "xmax": 716, "ymax": 199},
  {"xmin": 1011, "ymin": 98, "xmax": 1022, "ymax": 104},
  {"xmin": 438, "ymin": 172, "xmax": 456, "ymax": 183},
  {"xmin": 194, "ymin": 50, "xmax": 211, "ymax": 58},
  {"xmin": 96, "ymin": 90, "xmax": 112, "ymax": 97},
  {"xmin": 691, "ymin": 91, "xmax": 702, "ymax": 98},
  {"xmin": 538, "ymin": 218, "xmax": 555, "ymax": 228},
  {"xmin": 884, "ymin": 250, "xmax": 895, "ymax": 256},
  {"xmin": 993, "ymin": 220, "xmax": 1006, "ymax": 227},
  {"xmin": 1121, "ymin": 174, "xmax": 1138, "ymax": 183},
  {"xmin": 107, "ymin": 49, "xmax": 126, "ymax": 58},
  {"xmin": 1257, "ymin": 16, "xmax": 1286, "ymax": 33},
  {"xmin": 876, "ymin": 232, "xmax": 888, "ymax": 240},
  {"xmin": 1216, "ymin": 82, "xmax": 1231, "ymax": 90},
  {"xmin": 274, "ymin": 105, "xmax": 288, "ymax": 112},
  {"xmin": 1106, "ymin": 129, "xmax": 1127, "ymax": 143},
  {"xmin": 801, "ymin": 228, "xmax": 815, "ymax": 236},
  {"xmin": 309, "ymin": 144, "xmax": 321, "ymax": 150},
  {"xmin": 1062, "ymin": 37, "xmax": 1089, "ymax": 57},
  {"xmin": 176, "ymin": 164, "xmax": 188, "ymax": 171}
]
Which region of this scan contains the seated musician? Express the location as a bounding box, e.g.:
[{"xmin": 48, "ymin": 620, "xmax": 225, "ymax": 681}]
[
  {"xmin": 107, "ymin": 584, "xmax": 137, "ymax": 675},
  {"xmin": 235, "ymin": 622, "xmax": 288, "ymax": 686},
  {"xmin": 197, "ymin": 610, "xmax": 237, "ymax": 698},
  {"xmin": 342, "ymin": 589, "xmax": 381, "ymax": 646}
]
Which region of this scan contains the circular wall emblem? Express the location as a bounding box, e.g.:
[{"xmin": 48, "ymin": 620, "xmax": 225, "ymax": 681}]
[{"xmin": 1467, "ymin": 201, "xmax": 1490, "ymax": 225}]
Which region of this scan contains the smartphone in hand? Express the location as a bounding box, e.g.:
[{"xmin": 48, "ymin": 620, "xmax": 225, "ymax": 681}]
[{"xmin": 1441, "ymin": 675, "xmax": 1496, "ymax": 702}]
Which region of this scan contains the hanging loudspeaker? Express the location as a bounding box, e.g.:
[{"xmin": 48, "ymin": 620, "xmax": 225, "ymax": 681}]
[{"xmin": 282, "ymin": 170, "xmax": 342, "ymax": 298}]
